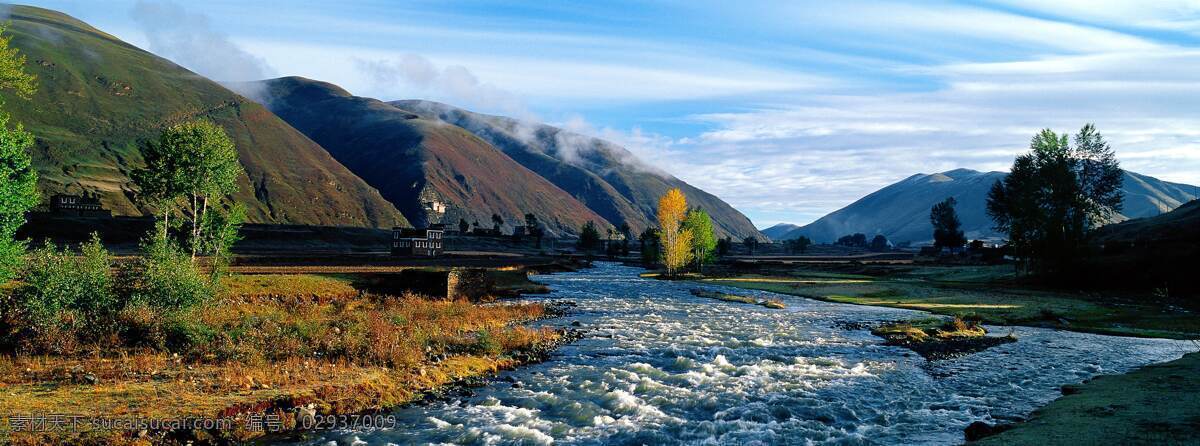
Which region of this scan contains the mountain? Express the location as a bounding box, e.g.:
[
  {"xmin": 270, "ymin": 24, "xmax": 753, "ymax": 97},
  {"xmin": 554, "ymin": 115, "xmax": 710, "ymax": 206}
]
[
  {"xmin": 1, "ymin": 6, "xmax": 406, "ymax": 228},
  {"xmin": 389, "ymin": 100, "xmax": 765, "ymax": 241},
  {"xmin": 1086, "ymin": 199, "xmax": 1200, "ymax": 292},
  {"xmin": 1094, "ymin": 198, "xmax": 1200, "ymax": 245},
  {"xmin": 249, "ymin": 77, "xmax": 608, "ymax": 236},
  {"xmin": 761, "ymin": 223, "xmax": 800, "ymax": 240},
  {"xmin": 779, "ymin": 168, "xmax": 1200, "ymax": 244}
]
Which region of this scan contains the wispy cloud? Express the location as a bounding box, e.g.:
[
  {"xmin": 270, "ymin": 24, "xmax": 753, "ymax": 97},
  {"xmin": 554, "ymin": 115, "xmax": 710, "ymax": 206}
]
[
  {"xmin": 355, "ymin": 54, "xmax": 531, "ymax": 118},
  {"xmin": 129, "ymin": 0, "xmax": 274, "ymax": 82}
]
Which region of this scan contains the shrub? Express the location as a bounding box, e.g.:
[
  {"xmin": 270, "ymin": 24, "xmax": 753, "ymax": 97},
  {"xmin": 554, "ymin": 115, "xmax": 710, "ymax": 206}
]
[
  {"xmin": 133, "ymin": 235, "xmax": 213, "ymax": 311},
  {"xmin": 165, "ymin": 316, "xmax": 218, "ymax": 351},
  {"xmin": 15, "ymin": 234, "xmax": 115, "ymax": 326},
  {"xmin": 7, "ymin": 234, "xmax": 116, "ymax": 352}
]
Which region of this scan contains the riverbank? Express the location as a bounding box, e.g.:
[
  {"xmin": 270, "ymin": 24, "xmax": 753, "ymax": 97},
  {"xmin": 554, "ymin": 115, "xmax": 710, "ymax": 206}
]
[
  {"xmin": 695, "ymin": 263, "xmax": 1200, "ymax": 340},
  {"xmin": 0, "ymin": 265, "xmax": 575, "ymax": 445},
  {"xmin": 972, "ymin": 351, "xmax": 1200, "ymax": 445}
]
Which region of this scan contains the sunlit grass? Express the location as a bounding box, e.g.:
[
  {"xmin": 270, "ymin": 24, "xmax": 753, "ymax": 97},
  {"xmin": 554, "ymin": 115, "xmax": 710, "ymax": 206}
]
[
  {"xmin": 706, "ymin": 272, "xmax": 1200, "ymax": 340},
  {"xmin": 0, "ymin": 278, "xmax": 560, "ymax": 444}
]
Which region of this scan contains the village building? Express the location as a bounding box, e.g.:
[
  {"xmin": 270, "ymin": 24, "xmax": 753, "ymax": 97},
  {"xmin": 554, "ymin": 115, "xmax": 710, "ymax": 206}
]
[
  {"xmin": 391, "ymin": 224, "xmax": 445, "ymax": 256},
  {"xmin": 49, "ymin": 193, "xmax": 111, "ymax": 218}
]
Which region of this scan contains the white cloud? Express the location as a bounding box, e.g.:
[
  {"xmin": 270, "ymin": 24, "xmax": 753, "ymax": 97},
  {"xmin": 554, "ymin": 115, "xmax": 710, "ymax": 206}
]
[
  {"xmin": 129, "ymin": 0, "xmax": 275, "ymax": 82},
  {"xmin": 355, "ymin": 54, "xmax": 531, "ymax": 118}
]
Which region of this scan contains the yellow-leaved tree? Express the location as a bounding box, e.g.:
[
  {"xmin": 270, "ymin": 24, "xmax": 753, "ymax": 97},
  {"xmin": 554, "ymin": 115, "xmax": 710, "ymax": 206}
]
[{"xmin": 657, "ymin": 188, "xmax": 693, "ymax": 276}]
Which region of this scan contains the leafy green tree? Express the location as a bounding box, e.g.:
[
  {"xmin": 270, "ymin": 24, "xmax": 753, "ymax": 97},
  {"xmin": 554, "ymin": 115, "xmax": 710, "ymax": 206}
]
[
  {"xmin": 492, "ymin": 213, "xmax": 503, "ymax": 232},
  {"xmin": 0, "ymin": 24, "xmax": 37, "ymax": 98},
  {"xmin": 0, "ymin": 112, "xmax": 35, "ymax": 283},
  {"xmin": 200, "ymin": 202, "xmax": 245, "ymax": 284},
  {"xmin": 930, "ymin": 197, "xmax": 966, "ymax": 250},
  {"xmin": 683, "ymin": 208, "xmax": 716, "ymax": 272},
  {"xmin": 986, "ymin": 124, "xmax": 1123, "ymax": 274},
  {"xmin": 578, "ymin": 221, "xmax": 601, "ymax": 253},
  {"xmin": 0, "ymin": 24, "xmax": 38, "ymax": 282},
  {"xmin": 134, "ymin": 120, "xmax": 243, "ymax": 257},
  {"xmin": 459, "ymin": 218, "xmax": 470, "ymax": 234}
]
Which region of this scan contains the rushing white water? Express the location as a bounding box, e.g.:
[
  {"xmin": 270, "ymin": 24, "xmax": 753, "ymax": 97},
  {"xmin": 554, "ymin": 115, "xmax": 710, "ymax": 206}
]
[{"xmin": 299, "ymin": 262, "xmax": 1196, "ymax": 445}]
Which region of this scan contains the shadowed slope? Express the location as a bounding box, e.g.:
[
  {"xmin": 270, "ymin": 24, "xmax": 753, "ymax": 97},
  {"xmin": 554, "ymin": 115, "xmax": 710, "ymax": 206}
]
[
  {"xmin": 391, "ymin": 100, "xmax": 765, "ymax": 241},
  {"xmin": 253, "ymin": 77, "xmax": 608, "ymax": 236}
]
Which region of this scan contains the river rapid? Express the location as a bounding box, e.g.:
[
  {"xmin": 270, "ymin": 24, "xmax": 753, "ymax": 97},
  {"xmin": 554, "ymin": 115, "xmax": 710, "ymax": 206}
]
[{"xmin": 300, "ymin": 262, "xmax": 1196, "ymax": 445}]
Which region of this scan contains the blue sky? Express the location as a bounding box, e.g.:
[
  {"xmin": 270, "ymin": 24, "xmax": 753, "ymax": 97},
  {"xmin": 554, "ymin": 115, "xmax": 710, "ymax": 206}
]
[{"xmin": 20, "ymin": 0, "xmax": 1200, "ymax": 227}]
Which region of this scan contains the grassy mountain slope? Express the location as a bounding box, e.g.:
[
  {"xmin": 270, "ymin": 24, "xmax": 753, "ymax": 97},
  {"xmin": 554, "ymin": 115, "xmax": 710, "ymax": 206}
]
[
  {"xmin": 253, "ymin": 77, "xmax": 607, "ymax": 236},
  {"xmin": 781, "ymin": 169, "xmax": 1198, "ymax": 244},
  {"xmin": 1094, "ymin": 198, "xmax": 1200, "ymax": 244},
  {"xmin": 391, "ymin": 100, "xmax": 766, "ymax": 241},
  {"xmin": 0, "ymin": 5, "xmax": 406, "ymax": 228}
]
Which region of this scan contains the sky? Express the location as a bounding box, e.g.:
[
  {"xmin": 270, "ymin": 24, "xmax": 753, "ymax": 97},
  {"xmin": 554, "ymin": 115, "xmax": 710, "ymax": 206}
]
[{"xmin": 20, "ymin": 0, "xmax": 1200, "ymax": 228}]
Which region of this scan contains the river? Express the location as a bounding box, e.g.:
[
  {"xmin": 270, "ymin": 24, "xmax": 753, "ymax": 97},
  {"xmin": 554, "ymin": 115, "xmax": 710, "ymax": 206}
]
[{"xmin": 297, "ymin": 262, "xmax": 1196, "ymax": 445}]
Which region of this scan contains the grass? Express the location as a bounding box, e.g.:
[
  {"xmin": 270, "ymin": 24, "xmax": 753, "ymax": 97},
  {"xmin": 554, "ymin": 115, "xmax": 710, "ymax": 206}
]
[
  {"xmin": 700, "ymin": 264, "xmax": 1200, "ymax": 340},
  {"xmin": 974, "ymin": 351, "xmax": 1200, "ymax": 445},
  {"xmin": 220, "ymin": 274, "xmax": 359, "ymax": 301},
  {"xmin": 872, "ymin": 317, "xmax": 987, "ymax": 343},
  {"xmin": 0, "ymin": 275, "xmax": 563, "ymax": 444}
]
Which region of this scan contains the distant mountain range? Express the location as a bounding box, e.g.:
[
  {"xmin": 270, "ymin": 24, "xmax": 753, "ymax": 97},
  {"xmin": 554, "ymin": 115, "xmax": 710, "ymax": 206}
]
[
  {"xmin": 2, "ymin": 6, "xmax": 406, "ymax": 228},
  {"xmin": 4, "ymin": 5, "xmax": 763, "ymax": 239},
  {"xmin": 775, "ymin": 168, "xmax": 1200, "ymax": 244}
]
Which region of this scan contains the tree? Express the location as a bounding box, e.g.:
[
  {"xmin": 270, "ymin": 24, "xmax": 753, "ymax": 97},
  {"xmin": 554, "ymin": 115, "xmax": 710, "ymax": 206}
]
[
  {"xmin": 492, "ymin": 213, "xmax": 503, "ymax": 232},
  {"xmin": 525, "ymin": 213, "xmax": 544, "ymax": 248},
  {"xmin": 0, "ymin": 24, "xmax": 38, "ymax": 282},
  {"xmin": 578, "ymin": 220, "xmax": 600, "ymax": 253},
  {"xmin": 716, "ymin": 236, "xmax": 732, "ymax": 257},
  {"xmin": 639, "ymin": 228, "xmax": 660, "ymax": 266},
  {"xmin": 795, "ymin": 236, "xmax": 812, "ymax": 254},
  {"xmin": 618, "ymin": 222, "xmax": 632, "ymax": 256},
  {"xmin": 836, "ymin": 233, "xmax": 867, "ymax": 247},
  {"xmin": 869, "ymin": 234, "xmax": 891, "ymax": 252},
  {"xmin": 783, "ymin": 236, "xmax": 812, "ymax": 254},
  {"xmin": 683, "ymin": 208, "xmax": 716, "ymax": 273},
  {"xmin": 930, "ymin": 197, "xmax": 966, "ymax": 250},
  {"xmin": 986, "ymin": 125, "xmax": 1123, "ymax": 274},
  {"xmin": 743, "ymin": 236, "xmax": 758, "ymax": 256},
  {"xmin": 459, "ymin": 218, "xmax": 470, "ymax": 234},
  {"xmin": 134, "ymin": 121, "xmax": 243, "ymax": 257},
  {"xmin": 657, "ymin": 188, "xmax": 692, "ymax": 276}
]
